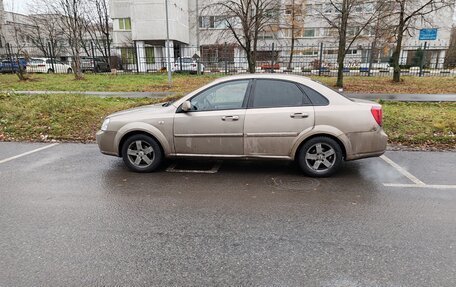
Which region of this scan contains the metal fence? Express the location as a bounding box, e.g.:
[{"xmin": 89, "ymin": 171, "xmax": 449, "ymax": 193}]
[{"xmin": 1, "ymin": 42, "xmax": 455, "ymax": 77}]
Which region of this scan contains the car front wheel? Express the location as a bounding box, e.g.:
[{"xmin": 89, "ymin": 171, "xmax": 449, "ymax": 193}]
[
  {"xmin": 121, "ymin": 134, "xmax": 163, "ymax": 173},
  {"xmin": 298, "ymin": 136, "xmax": 343, "ymax": 177}
]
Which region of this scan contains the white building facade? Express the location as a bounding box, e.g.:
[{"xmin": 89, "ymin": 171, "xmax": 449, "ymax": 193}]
[{"xmin": 110, "ymin": 0, "xmax": 456, "ymax": 71}]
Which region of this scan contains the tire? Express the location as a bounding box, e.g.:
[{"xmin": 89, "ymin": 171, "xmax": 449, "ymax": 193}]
[
  {"xmin": 67, "ymin": 68, "xmax": 73, "ymax": 74},
  {"xmin": 121, "ymin": 134, "xmax": 163, "ymax": 173},
  {"xmin": 47, "ymin": 69, "xmax": 54, "ymax": 74},
  {"xmin": 297, "ymin": 136, "xmax": 343, "ymax": 177}
]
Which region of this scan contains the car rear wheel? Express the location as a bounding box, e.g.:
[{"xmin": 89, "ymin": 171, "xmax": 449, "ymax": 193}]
[
  {"xmin": 121, "ymin": 134, "xmax": 163, "ymax": 173},
  {"xmin": 298, "ymin": 136, "xmax": 343, "ymax": 177},
  {"xmin": 47, "ymin": 69, "xmax": 54, "ymax": 74},
  {"xmin": 67, "ymin": 68, "xmax": 72, "ymax": 74}
]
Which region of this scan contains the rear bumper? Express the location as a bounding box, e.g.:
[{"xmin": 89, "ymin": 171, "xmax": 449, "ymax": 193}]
[
  {"xmin": 96, "ymin": 130, "xmax": 119, "ymax": 156},
  {"xmin": 345, "ymin": 129, "xmax": 388, "ymax": 161}
]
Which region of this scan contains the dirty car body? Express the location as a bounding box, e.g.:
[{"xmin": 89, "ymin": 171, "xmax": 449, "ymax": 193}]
[{"xmin": 96, "ymin": 74, "xmax": 387, "ymax": 177}]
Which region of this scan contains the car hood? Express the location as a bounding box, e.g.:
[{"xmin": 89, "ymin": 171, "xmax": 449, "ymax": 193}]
[{"xmin": 108, "ymin": 103, "xmax": 169, "ymax": 118}]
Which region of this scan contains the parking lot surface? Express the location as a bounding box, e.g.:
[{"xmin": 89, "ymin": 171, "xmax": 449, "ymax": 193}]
[{"xmin": 0, "ymin": 142, "xmax": 455, "ymax": 286}]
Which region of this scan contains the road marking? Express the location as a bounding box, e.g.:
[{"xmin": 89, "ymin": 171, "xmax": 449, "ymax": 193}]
[
  {"xmin": 0, "ymin": 143, "xmax": 59, "ymax": 164},
  {"xmin": 380, "ymin": 155, "xmax": 426, "ymax": 186},
  {"xmin": 384, "ymin": 184, "xmax": 456, "ymax": 189},
  {"xmin": 166, "ymin": 161, "xmax": 222, "ymax": 174},
  {"xmin": 381, "ymin": 155, "xmax": 456, "ymax": 189}
]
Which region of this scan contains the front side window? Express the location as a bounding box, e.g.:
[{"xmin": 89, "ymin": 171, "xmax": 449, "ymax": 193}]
[
  {"xmin": 252, "ymin": 80, "xmax": 311, "ymax": 108},
  {"xmin": 189, "ymin": 80, "xmax": 249, "ymax": 112}
]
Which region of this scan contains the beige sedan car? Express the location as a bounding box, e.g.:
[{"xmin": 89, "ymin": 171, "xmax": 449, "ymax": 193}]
[{"xmin": 97, "ymin": 74, "xmax": 387, "ymax": 177}]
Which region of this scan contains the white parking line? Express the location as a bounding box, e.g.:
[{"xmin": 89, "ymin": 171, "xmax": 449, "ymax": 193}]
[
  {"xmin": 380, "ymin": 155, "xmax": 426, "ymax": 186},
  {"xmin": 0, "ymin": 143, "xmax": 59, "ymax": 164},
  {"xmin": 384, "ymin": 183, "xmax": 456, "ymax": 189},
  {"xmin": 380, "ymin": 155, "xmax": 456, "ymax": 190},
  {"xmin": 166, "ymin": 161, "xmax": 222, "ymax": 174}
]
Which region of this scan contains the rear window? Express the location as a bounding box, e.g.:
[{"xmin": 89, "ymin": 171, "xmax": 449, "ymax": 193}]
[
  {"xmin": 252, "ymin": 80, "xmax": 312, "ymax": 108},
  {"xmin": 299, "ymin": 84, "xmax": 330, "ymax": 106}
]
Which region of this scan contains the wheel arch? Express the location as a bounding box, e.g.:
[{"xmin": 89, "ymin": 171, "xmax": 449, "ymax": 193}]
[
  {"xmin": 292, "ymin": 132, "xmax": 349, "ymax": 161},
  {"xmin": 115, "ymin": 123, "xmax": 171, "ymax": 157}
]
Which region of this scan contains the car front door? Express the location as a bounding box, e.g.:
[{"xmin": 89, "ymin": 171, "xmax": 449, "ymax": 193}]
[
  {"xmin": 244, "ymin": 79, "xmax": 315, "ymax": 157},
  {"xmin": 173, "ymin": 80, "xmax": 251, "ymax": 155}
]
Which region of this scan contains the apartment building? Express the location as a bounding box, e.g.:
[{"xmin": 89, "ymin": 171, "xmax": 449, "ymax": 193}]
[{"xmin": 110, "ymin": 0, "xmax": 456, "ymax": 71}]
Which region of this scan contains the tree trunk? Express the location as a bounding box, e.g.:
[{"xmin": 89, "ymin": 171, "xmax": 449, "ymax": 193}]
[
  {"xmin": 392, "ymin": 22, "xmax": 404, "ymax": 82},
  {"xmin": 336, "ymin": 42, "xmax": 346, "ymax": 88},
  {"xmin": 288, "ymin": 34, "xmax": 295, "ymax": 70},
  {"xmin": 288, "ymin": 0, "xmax": 296, "ymax": 70},
  {"xmin": 73, "ymin": 54, "xmax": 84, "ymax": 80},
  {"xmin": 336, "ymin": 0, "xmax": 349, "ymax": 88}
]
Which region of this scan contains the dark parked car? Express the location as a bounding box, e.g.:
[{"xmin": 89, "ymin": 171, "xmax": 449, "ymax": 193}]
[
  {"xmin": 81, "ymin": 57, "xmax": 110, "ymax": 72},
  {"xmin": 0, "ymin": 58, "xmax": 27, "ymax": 73}
]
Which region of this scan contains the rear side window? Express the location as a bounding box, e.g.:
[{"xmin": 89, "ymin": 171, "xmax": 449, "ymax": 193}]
[
  {"xmin": 299, "ymin": 84, "xmax": 329, "ymax": 106},
  {"xmin": 252, "ymin": 80, "xmax": 311, "ymax": 108}
]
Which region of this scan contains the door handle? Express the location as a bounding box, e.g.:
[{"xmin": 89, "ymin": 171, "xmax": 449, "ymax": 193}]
[
  {"xmin": 290, "ymin": 113, "xmax": 309, "ymax": 119},
  {"xmin": 222, "ymin": 115, "xmax": 240, "ymax": 121}
]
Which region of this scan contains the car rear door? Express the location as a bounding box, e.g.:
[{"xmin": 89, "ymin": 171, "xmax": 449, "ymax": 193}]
[
  {"xmin": 173, "ymin": 80, "xmax": 251, "ymax": 155},
  {"xmin": 244, "ymin": 79, "xmax": 315, "ymax": 157}
]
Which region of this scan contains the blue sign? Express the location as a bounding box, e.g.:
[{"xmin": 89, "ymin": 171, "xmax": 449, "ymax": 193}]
[{"xmin": 419, "ymin": 28, "xmax": 438, "ymax": 40}]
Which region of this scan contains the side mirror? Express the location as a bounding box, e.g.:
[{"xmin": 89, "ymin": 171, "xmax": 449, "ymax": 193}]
[{"xmin": 181, "ymin": 100, "xmax": 192, "ymax": 112}]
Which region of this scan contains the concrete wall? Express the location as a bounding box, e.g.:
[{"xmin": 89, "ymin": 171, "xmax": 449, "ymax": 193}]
[{"xmin": 111, "ymin": 0, "xmax": 189, "ymax": 44}]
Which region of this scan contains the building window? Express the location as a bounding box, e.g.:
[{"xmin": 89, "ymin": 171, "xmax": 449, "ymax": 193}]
[
  {"xmin": 347, "ymin": 26, "xmax": 360, "ymax": 37},
  {"xmin": 145, "ymin": 47, "xmax": 155, "ymax": 64},
  {"xmin": 201, "ymin": 44, "xmax": 235, "ymax": 62},
  {"xmin": 118, "ymin": 18, "xmax": 131, "ymax": 30},
  {"xmin": 303, "ymin": 28, "xmax": 316, "ymax": 38},
  {"xmin": 199, "ymin": 16, "xmax": 228, "ymax": 29},
  {"xmin": 120, "ymin": 47, "xmax": 136, "ymax": 64},
  {"xmin": 285, "ymin": 4, "xmax": 302, "ymax": 15}
]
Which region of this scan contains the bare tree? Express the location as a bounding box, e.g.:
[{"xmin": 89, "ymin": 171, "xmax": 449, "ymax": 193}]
[
  {"xmin": 22, "ymin": 13, "xmax": 66, "ymax": 58},
  {"xmin": 390, "ymin": 0, "xmax": 454, "ymax": 82},
  {"xmin": 47, "ymin": 0, "xmax": 88, "ymax": 80},
  {"xmin": 82, "ymin": 0, "xmax": 112, "ymax": 65},
  {"xmin": 8, "ymin": 13, "xmax": 30, "ymax": 81},
  {"xmin": 444, "ymin": 27, "xmax": 456, "ymax": 68},
  {"xmin": 315, "ymin": 1, "xmax": 387, "ymax": 88},
  {"xmin": 203, "ymin": 0, "xmax": 280, "ymax": 73},
  {"xmin": 282, "ymin": 0, "xmax": 306, "ymax": 70}
]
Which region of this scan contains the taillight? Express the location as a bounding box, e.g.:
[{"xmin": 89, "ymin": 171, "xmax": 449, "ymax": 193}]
[
  {"xmin": 38, "ymin": 64, "xmax": 45, "ymax": 67},
  {"xmin": 371, "ymin": 106, "xmax": 383, "ymax": 126}
]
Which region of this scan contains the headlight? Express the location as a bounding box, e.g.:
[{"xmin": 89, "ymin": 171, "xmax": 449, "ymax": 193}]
[{"xmin": 101, "ymin": 118, "xmax": 110, "ymax": 131}]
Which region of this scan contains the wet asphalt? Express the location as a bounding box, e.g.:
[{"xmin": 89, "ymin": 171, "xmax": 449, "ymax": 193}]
[{"xmin": 0, "ymin": 142, "xmax": 455, "ymax": 286}]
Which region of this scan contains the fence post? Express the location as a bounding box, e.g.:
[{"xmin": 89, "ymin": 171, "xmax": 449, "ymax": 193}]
[
  {"xmin": 318, "ymin": 43, "xmax": 323, "ymax": 76},
  {"xmin": 224, "ymin": 42, "xmax": 228, "ymax": 75},
  {"xmin": 6, "ymin": 43, "xmax": 14, "ymax": 74},
  {"xmin": 271, "ymin": 42, "xmax": 275, "ymax": 73},
  {"xmin": 133, "ymin": 41, "xmax": 139, "ymax": 73},
  {"xmin": 419, "ymin": 42, "xmax": 427, "ymax": 77},
  {"xmin": 48, "ymin": 42, "xmax": 55, "ymax": 72},
  {"xmin": 91, "ymin": 41, "xmax": 96, "ymax": 72},
  {"xmin": 368, "ymin": 43, "xmax": 374, "ymax": 77}
]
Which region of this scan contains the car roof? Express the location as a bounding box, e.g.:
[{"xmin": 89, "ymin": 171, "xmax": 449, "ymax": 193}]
[{"xmin": 212, "ymin": 73, "xmax": 312, "ymax": 84}]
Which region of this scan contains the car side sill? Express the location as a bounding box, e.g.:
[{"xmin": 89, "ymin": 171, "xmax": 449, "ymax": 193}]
[{"xmin": 169, "ymin": 153, "xmax": 293, "ymax": 160}]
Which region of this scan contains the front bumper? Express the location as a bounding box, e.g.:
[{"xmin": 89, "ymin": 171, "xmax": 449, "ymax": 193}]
[{"xmin": 96, "ymin": 130, "xmax": 119, "ymax": 156}]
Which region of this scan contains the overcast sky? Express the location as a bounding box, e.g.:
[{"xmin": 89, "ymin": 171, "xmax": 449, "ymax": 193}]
[
  {"xmin": 3, "ymin": 0, "xmax": 456, "ymax": 23},
  {"xmin": 4, "ymin": 0, "xmax": 30, "ymax": 14}
]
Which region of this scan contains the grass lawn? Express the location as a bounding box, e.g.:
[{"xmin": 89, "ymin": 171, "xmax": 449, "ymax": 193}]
[
  {"xmin": 0, "ymin": 93, "xmax": 455, "ymax": 149},
  {"xmin": 0, "ymin": 73, "xmax": 455, "ymax": 94}
]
